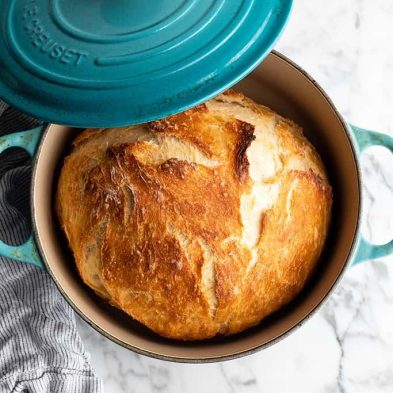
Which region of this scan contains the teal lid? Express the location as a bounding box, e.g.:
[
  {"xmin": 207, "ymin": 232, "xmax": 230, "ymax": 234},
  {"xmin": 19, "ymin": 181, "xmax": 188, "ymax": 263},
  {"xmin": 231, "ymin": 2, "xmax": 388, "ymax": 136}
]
[{"xmin": 0, "ymin": 0, "xmax": 292, "ymax": 127}]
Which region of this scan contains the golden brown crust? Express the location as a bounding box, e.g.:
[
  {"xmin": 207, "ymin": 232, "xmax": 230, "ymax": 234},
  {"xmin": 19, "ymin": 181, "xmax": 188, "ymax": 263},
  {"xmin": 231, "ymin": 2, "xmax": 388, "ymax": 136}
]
[{"xmin": 56, "ymin": 90, "xmax": 332, "ymax": 340}]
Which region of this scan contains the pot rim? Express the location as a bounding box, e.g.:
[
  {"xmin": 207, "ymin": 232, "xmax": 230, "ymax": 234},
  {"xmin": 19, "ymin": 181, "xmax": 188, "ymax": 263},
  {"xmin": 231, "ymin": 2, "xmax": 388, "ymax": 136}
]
[{"xmin": 30, "ymin": 50, "xmax": 362, "ymax": 363}]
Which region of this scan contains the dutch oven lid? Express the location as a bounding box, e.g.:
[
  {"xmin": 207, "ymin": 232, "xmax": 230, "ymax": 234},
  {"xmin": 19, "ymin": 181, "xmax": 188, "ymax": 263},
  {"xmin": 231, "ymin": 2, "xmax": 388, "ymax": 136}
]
[{"xmin": 0, "ymin": 0, "xmax": 292, "ymax": 127}]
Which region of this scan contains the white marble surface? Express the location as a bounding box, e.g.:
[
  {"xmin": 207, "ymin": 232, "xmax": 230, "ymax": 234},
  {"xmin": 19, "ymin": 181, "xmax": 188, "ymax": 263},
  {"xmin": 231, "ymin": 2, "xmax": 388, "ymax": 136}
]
[{"xmin": 76, "ymin": 1, "xmax": 393, "ymax": 391}]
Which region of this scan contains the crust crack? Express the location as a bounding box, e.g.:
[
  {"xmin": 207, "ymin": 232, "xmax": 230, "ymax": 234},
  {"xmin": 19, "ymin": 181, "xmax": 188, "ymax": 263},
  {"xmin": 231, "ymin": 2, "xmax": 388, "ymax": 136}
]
[
  {"xmin": 234, "ymin": 120, "xmax": 255, "ymax": 182},
  {"xmin": 199, "ymin": 239, "xmax": 217, "ymax": 318}
]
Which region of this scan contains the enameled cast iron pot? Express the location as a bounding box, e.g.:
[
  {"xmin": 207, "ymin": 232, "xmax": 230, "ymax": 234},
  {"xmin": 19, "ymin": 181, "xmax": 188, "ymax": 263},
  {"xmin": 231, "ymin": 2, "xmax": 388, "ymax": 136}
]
[{"xmin": 1, "ymin": 51, "xmax": 392, "ymax": 362}]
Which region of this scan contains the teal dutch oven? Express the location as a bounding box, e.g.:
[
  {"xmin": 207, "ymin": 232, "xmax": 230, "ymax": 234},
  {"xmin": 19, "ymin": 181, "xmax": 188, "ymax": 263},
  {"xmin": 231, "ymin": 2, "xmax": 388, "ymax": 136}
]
[{"xmin": 0, "ymin": 0, "xmax": 392, "ymax": 362}]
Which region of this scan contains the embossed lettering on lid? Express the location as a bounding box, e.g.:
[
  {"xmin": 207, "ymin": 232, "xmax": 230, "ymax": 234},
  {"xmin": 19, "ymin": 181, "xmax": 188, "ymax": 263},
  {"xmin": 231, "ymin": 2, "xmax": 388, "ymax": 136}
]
[{"xmin": 0, "ymin": 0, "xmax": 292, "ymax": 127}]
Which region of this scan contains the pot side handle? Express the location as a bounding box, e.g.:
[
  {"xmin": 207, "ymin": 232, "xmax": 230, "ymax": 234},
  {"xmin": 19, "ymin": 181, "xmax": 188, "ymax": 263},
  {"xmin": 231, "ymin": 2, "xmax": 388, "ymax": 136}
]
[
  {"xmin": 0, "ymin": 126, "xmax": 46, "ymax": 269},
  {"xmin": 350, "ymin": 125, "xmax": 393, "ymax": 265}
]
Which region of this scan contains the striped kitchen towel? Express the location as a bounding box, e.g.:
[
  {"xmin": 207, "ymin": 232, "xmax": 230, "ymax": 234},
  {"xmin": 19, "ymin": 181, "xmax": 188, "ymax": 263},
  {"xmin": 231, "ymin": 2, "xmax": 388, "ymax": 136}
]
[{"xmin": 0, "ymin": 103, "xmax": 103, "ymax": 392}]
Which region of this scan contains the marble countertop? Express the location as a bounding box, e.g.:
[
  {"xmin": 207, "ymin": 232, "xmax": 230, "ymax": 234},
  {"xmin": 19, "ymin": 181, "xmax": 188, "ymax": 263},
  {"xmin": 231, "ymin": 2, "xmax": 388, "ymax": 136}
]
[{"xmin": 76, "ymin": 1, "xmax": 393, "ymax": 391}]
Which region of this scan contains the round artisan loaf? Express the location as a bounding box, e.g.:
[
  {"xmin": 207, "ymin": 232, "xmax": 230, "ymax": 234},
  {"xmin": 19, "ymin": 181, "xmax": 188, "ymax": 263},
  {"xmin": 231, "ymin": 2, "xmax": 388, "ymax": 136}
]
[{"xmin": 56, "ymin": 90, "xmax": 332, "ymax": 340}]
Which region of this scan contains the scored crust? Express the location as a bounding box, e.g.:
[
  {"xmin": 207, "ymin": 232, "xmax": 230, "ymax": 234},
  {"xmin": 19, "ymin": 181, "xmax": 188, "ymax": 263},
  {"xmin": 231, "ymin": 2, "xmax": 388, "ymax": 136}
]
[{"xmin": 56, "ymin": 90, "xmax": 332, "ymax": 340}]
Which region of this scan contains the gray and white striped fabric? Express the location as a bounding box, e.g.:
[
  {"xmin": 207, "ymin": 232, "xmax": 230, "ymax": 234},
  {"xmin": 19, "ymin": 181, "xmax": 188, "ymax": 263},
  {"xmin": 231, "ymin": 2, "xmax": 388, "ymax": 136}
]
[{"xmin": 0, "ymin": 103, "xmax": 103, "ymax": 392}]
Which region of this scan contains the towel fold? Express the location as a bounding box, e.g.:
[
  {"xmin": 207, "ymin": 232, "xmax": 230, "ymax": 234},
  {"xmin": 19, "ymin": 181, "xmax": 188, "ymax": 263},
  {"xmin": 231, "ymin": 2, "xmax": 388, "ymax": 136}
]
[{"xmin": 0, "ymin": 103, "xmax": 103, "ymax": 392}]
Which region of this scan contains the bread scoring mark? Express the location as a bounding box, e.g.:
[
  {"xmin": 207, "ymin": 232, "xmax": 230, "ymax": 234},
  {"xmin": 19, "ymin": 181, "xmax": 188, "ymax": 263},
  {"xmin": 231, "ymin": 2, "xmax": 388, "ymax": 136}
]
[
  {"xmin": 83, "ymin": 215, "xmax": 110, "ymax": 299},
  {"xmin": 73, "ymin": 126, "xmax": 153, "ymax": 159},
  {"xmin": 132, "ymin": 135, "xmax": 220, "ymax": 168},
  {"xmin": 285, "ymin": 155, "xmax": 324, "ymax": 177},
  {"xmin": 285, "ymin": 178, "xmax": 300, "ymax": 223},
  {"xmin": 213, "ymin": 98, "xmax": 246, "ymax": 109},
  {"xmin": 122, "ymin": 184, "xmax": 135, "ymax": 224},
  {"xmin": 207, "ymin": 92, "xmax": 283, "ymax": 182},
  {"xmin": 234, "ymin": 120, "xmax": 255, "ymax": 182},
  {"xmin": 84, "ymin": 147, "xmax": 142, "ymax": 224},
  {"xmin": 302, "ymin": 169, "xmax": 332, "ymax": 197},
  {"xmin": 166, "ymin": 223, "xmax": 191, "ymax": 269},
  {"xmin": 199, "ymin": 239, "xmax": 218, "ymax": 317},
  {"xmin": 106, "ymin": 145, "xmax": 161, "ymax": 190},
  {"xmin": 240, "ymin": 183, "xmax": 280, "ymax": 249},
  {"xmin": 167, "ymin": 222, "xmax": 218, "ymax": 318}
]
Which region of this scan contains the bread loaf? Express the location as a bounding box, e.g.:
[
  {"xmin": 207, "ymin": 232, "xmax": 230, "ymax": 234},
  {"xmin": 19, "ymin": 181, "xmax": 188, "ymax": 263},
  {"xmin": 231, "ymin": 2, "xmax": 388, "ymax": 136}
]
[{"xmin": 56, "ymin": 90, "xmax": 332, "ymax": 340}]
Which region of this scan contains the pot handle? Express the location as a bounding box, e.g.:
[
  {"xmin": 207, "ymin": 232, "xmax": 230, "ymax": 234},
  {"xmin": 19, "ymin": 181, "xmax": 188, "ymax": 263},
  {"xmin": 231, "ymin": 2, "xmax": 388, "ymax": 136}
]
[
  {"xmin": 0, "ymin": 126, "xmax": 46, "ymax": 269},
  {"xmin": 350, "ymin": 125, "xmax": 393, "ymax": 265}
]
